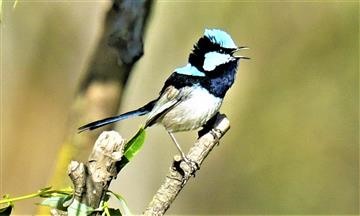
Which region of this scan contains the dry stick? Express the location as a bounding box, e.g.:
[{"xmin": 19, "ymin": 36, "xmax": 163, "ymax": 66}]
[
  {"xmin": 58, "ymin": 113, "xmax": 229, "ymax": 216},
  {"xmin": 144, "ymin": 114, "xmax": 230, "ymax": 216},
  {"xmin": 65, "ymin": 131, "xmax": 126, "ymax": 215}
]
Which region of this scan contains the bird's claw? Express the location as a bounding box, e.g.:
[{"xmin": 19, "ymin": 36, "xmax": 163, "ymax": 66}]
[{"xmin": 182, "ymin": 156, "xmax": 200, "ymax": 177}]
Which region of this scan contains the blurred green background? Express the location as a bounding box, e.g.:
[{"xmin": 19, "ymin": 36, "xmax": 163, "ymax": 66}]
[{"xmin": 1, "ymin": 1, "xmax": 358, "ymax": 215}]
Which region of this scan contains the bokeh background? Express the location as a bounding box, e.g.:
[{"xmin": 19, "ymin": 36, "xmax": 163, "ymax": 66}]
[{"xmin": 1, "ymin": 0, "xmax": 358, "ymax": 215}]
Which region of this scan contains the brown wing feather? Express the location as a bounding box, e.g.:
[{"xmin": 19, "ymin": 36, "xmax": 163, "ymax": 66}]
[{"xmin": 145, "ymin": 85, "xmax": 193, "ymax": 128}]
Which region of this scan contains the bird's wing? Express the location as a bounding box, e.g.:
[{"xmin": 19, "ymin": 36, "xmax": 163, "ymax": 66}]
[{"xmin": 145, "ymin": 85, "xmax": 192, "ymax": 127}]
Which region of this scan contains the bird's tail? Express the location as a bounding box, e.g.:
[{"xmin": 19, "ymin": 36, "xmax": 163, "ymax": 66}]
[{"xmin": 78, "ymin": 100, "xmax": 156, "ymax": 133}]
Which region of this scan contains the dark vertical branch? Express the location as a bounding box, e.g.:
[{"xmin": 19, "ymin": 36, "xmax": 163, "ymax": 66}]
[
  {"xmin": 79, "ymin": 0, "xmax": 152, "ymax": 91},
  {"xmin": 50, "ymin": 0, "xmax": 152, "ymax": 189}
]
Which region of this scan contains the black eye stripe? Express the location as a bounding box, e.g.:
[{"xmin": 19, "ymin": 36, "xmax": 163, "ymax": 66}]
[
  {"xmin": 188, "ymin": 36, "xmax": 235, "ymax": 71},
  {"xmin": 198, "ymin": 37, "xmax": 221, "ymax": 52}
]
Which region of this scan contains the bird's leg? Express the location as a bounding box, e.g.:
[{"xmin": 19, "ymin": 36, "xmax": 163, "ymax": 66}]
[
  {"xmin": 167, "ymin": 131, "xmax": 187, "ymax": 160},
  {"xmin": 167, "ymin": 131, "xmax": 199, "ymax": 174}
]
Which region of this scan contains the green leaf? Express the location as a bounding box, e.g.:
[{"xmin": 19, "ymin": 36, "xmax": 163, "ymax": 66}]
[
  {"xmin": 123, "ymin": 127, "xmax": 146, "ymax": 160},
  {"xmin": 39, "ymin": 195, "xmax": 71, "ymax": 211},
  {"xmin": 117, "ymin": 128, "xmax": 146, "ymax": 171},
  {"xmin": 39, "ymin": 186, "xmax": 52, "ymax": 192},
  {"xmin": 0, "ymin": 203, "xmax": 12, "ymax": 216},
  {"xmin": 67, "ymin": 199, "xmax": 94, "ymax": 216},
  {"xmin": 0, "ymin": 195, "xmax": 13, "ymax": 216},
  {"xmin": 38, "ymin": 186, "xmax": 53, "ymax": 197},
  {"xmin": 54, "ymin": 186, "xmax": 74, "ymax": 196},
  {"xmin": 107, "ymin": 191, "xmax": 131, "ymax": 216},
  {"xmin": 107, "ymin": 208, "xmax": 122, "ymax": 216}
]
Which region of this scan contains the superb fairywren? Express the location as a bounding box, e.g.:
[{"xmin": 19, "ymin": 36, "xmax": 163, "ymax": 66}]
[{"xmin": 79, "ymin": 29, "xmax": 248, "ymax": 162}]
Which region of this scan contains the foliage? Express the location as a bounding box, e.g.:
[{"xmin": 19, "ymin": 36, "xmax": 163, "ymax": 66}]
[
  {"xmin": 0, "ymin": 129, "xmax": 145, "ymax": 215},
  {"xmin": 0, "ymin": 186, "xmax": 73, "ymax": 206},
  {"xmin": 124, "ymin": 127, "xmax": 146, "ymax": 160},
  {"xmin": 0, "ymin": 185, "xmax": 131, "ymax": 216},
  {"xmin": 107, "ymin": 190, "xmax": 132, "ymax": 216},
  {"xmin": 0, "ymin": 187, "xmax": 72, "ymax": 215},
  {"xmin": 66, "ymin": 199, "xmax": 94, "ymax": 216},
  {"xmin": 0, "ymin": 195, "xmax": 13, "ymax": 216},
  {"xmin": 117, "ymin": 127, "xmax": 146, "ymax": 171}
]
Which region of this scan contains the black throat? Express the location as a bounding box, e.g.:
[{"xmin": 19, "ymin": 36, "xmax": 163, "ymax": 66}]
[
  {"xmin": 202, "ymin": 60, "xmax": 239, "ymax": 98},
  {"xmin": 163, "ymin": 60, "xmax": 239, "ymax": 98}
]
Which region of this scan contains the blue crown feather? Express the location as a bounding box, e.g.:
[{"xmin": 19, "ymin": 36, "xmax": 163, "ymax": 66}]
[{"xmin": 204, "ymin": 29, "xmax": 237, "ymax": 49}]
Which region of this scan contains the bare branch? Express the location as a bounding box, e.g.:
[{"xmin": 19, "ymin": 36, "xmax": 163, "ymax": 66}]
[
  {"xmin": 144, "ymin": 113, "xmax": 230, "ymax": 215},
  {"xmin": 66, "ymin": 131, "xmax": 125, "ymax": 212},
  {"xmin": 61, "ymin": 113, "xmax": 230, "ymax": 216}
]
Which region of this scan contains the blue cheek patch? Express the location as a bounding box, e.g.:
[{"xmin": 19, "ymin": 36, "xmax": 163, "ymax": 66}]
[{"xmin": 175, "ymin": 64, "xmax": 205, "ymax": 77}]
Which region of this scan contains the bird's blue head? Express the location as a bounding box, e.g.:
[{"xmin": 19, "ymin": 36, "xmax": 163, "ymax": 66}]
[
  {"xmin": 180, "ymin": 29, "xmax": 248, "ymax": 77},
  {"xmin": 173, "ymin": 29, "xmax": 248, "ymax": 97},
  {"xmin": 204, "ymin": 29, "xmax": 238, "ymax": 50}
]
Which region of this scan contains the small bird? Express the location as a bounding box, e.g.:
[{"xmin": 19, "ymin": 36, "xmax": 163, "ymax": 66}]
[{"xmin": 79, "ymin": 29, "xmax": 248, "ymax": 163}]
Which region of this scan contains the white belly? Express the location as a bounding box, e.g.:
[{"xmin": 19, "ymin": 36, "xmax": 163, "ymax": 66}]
[{"xmin": 159, "ymin": 87, "xmax": 222, "ymax": 132}]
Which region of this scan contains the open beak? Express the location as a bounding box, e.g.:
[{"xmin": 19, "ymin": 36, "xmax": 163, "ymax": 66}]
[{"xmin": 233, "ymin": 46, "xmax": 250, "ymax": 60}]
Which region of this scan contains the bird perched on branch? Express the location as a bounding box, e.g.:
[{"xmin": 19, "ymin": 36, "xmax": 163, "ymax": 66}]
[{"xmin": 79, "ymin": 29, "xmax": 248, "ymax": 164}]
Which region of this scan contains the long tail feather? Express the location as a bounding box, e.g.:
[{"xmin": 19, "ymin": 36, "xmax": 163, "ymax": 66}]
[{"xmin": 78, "ymin": 100, "xmax": 156, "ymax": 133}]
